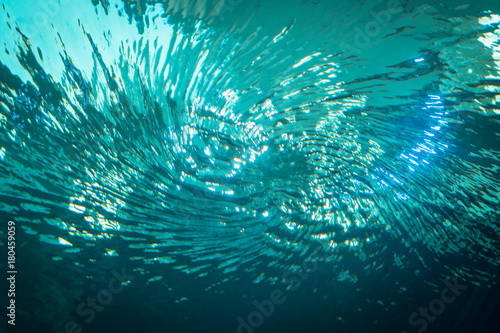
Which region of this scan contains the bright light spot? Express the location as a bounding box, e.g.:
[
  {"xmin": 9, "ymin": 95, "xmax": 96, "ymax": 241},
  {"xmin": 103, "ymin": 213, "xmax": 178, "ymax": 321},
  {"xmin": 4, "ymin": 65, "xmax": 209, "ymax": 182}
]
[
  {"xmin": 293, "ymin": 55, "xmax": 313, "ymax": 68},
  {"xmin": 69, "ymin": 203, "xmax": 85, "ymax": 214},
  {"xmin": 222, "ymin": 88, "xmax": 239, "ymax": 104},
  {"xmin": 415, "ymin": 58, "xmax": 425, "ymax": 62},
  {"xmin": 479, "ymin": 14, "xmax": 500, "ymax": 26},
  {"xmin": 105, "ymin": 249, "xmax": 118, "ymax": 256},
  {"xmin": 58, "ymin": 237, "xmax": 73, "ymax": 246}
]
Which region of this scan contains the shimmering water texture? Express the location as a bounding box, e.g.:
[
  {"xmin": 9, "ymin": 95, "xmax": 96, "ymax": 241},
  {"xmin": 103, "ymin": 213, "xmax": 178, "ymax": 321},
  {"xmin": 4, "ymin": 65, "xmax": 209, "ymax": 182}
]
[{"xmin": 0, "ymin": 0, "xmax": 500, "ymax": 332}]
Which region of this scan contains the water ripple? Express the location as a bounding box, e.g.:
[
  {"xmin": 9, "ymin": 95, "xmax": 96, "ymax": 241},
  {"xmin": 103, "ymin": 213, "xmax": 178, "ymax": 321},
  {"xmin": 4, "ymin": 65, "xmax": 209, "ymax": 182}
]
[{"xmin": 0, "ymin": 0, "xmax": 499, "ymax": 330}]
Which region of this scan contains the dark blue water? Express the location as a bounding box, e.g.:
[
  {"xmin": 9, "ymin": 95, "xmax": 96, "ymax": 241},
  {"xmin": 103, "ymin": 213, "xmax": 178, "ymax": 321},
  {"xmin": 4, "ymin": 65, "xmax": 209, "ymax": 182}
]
[{"xmin": 1, "ymin": 1, "xmax": 499, "ymax": 333}]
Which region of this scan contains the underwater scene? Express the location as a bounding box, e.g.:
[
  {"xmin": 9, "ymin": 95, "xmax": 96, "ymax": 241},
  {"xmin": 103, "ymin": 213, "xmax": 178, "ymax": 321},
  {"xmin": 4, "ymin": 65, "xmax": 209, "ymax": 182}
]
[{"xmin": 0, "ymin": 0, "xmax": 499, "ymax": 332}]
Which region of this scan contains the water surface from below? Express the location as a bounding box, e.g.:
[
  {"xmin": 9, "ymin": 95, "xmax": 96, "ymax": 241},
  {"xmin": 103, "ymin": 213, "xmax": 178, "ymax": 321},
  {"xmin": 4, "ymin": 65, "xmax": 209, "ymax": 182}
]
[{"xmin": 0, "ymin": 0, "xmax": 499, "ymax": 332}]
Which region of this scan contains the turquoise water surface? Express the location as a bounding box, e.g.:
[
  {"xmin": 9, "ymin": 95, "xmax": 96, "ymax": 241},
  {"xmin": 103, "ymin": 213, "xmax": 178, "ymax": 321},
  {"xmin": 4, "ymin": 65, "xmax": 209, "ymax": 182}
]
[{"xmin": 0, "ymin": 1, "xmax": 499, "ymax": 333}]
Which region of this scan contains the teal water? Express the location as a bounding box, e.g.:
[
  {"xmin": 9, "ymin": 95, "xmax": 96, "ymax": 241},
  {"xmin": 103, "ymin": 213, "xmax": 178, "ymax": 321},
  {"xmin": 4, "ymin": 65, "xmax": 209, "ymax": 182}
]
[{"xmin": 0, "ymin": 1, "xmax": 499, "ymax": 333}]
